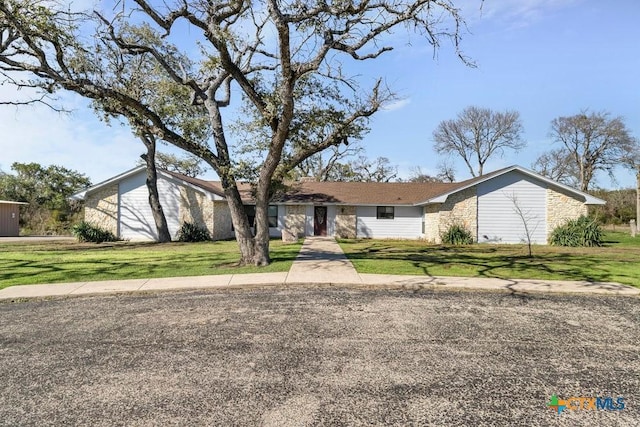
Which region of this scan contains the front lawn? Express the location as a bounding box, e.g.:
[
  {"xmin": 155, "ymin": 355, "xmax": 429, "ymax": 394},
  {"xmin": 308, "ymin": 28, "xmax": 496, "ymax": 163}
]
[
  {"xmin": 0, "ymin": 240, "xmax": 302, "ymax": 289},
  {"xmin": 339, "ymin": 231, "xmax": 640, "ymax": 287}
]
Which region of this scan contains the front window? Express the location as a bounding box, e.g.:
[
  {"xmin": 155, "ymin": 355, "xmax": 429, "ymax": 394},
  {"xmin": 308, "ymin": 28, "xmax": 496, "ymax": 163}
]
[
  {"xmin": 377, "ymin": 206, "xmax": 394, "ymax": 219},
  {"xmin": 268, "ymin": 205, "xmax": 278, "ymax": 228},
  {"xmin": 243, "ymin": 205, "xmax": 278, "ymax": 227}
]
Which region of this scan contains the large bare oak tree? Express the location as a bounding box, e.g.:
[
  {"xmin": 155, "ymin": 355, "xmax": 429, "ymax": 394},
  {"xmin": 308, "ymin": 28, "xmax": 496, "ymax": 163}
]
[
  {"xmin": 433, "ymin": 106, "xmax": 525, "ymax": 177},
  {"xmin": 540, "ymin": 110, "xmax": 638, "ymax": 192},
  {"xmin": 1, "ymin": 0, "xmax": 473, "ymax": 265}
]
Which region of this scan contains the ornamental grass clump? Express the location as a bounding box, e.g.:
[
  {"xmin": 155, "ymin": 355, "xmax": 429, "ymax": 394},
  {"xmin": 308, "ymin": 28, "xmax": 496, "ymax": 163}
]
[
  {"xmin": 549, "ymin": 216, "xmax": 603, "ymax": 247},
  {"xmin": 72, "ymin": 221, "xmax": 118, "ymax": 243},
  {"xmin": 177, "ymin": 222, "xmax": 211, "ymax": 242},
  {"xmin": 441, "ymin": 224, "xmax": 474, "ymax": 245}
]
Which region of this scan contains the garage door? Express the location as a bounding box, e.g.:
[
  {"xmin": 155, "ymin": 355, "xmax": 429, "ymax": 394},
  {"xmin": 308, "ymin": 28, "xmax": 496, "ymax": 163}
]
[{"xmin": 477, "ymin": 171, "xmax": 547, "ymax": 244}]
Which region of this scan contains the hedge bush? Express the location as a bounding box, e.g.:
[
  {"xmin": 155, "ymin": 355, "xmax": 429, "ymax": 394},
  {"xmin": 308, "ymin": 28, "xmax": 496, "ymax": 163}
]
[
  {"xmin": 441, "ymin": 224, "xmax": 474, "ymax": 245},
  {"xmin": 549, "ymin": 215, "xmax": 603, "ymax": 247},
  {"xmin": 72, "ymin": 221, "xmax": 118, "ymax": 243},
  {"xmin": 177, "ymin": 222, "xmax": 211, "ymax": 242}
]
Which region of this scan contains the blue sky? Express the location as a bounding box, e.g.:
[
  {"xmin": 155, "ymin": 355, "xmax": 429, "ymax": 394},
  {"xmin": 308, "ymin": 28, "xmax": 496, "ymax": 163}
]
[{"xmin": 1, "ymin": 0, "xmax": 639, "ymax": 189}]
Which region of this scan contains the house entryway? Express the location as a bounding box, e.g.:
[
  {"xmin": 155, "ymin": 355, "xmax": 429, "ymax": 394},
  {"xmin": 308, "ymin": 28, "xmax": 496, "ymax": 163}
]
[{"xmin": 313, "ymin": 206, "xmax": 327, "ymax": 236}]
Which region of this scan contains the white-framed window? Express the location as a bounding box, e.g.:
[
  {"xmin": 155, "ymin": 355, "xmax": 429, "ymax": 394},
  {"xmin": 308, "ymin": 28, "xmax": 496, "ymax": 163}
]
[
  {"xmin": 376, "ymin": 206, "xmax": 394, "ymax": 220},
  {"xmin": 243, "ymin": 205, "xmax": 278, "ymax": 228},
  {"xmin": 268, "ymin": 205, "xmax": 278, "ymax": 228}
]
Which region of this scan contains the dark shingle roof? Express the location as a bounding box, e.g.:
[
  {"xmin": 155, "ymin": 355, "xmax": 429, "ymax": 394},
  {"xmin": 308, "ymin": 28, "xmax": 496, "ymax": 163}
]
[
  {"xmin": 270, "ymin": 181, "xmax": 462, "ymax": 205},
  {"xmin": 76, "ymin": 165, "xmax": 605, "ymax": 205},
  {"xmin": 164, "ymin": 169, "xmax": 468, "ymax": 205},
  {"xmin": 163, "ymin": 166, "xmax": 532, "ymax": 205}
]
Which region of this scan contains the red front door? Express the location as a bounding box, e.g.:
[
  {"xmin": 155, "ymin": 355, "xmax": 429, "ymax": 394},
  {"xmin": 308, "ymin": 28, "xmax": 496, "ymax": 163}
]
[{"xmin": 314, "ymin": 206, "xmax": 327, "ymax": 236}]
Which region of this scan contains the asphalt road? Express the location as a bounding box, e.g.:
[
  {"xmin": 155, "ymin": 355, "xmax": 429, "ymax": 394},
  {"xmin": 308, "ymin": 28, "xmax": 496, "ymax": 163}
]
[{"xmin": 0, "ymin": 287, "xmax": 638, "ymax": 426}]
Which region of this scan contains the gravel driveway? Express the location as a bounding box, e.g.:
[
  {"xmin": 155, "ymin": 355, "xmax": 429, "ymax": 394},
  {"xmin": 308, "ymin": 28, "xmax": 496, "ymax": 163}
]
[{"xmin": 1, "ymin": 287, "xmax": 638, "ymax": 426}]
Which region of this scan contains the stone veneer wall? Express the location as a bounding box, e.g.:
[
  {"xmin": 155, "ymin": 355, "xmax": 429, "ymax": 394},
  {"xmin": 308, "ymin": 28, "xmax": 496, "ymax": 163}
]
[
  {"xmin": 546, "ymin": 187, "xmax": 587, "ymax": 237},
  {"xmin": 84, "ymin": 183, "xmax": 118, "ymax": 235},
  {"xmin": 178, "ymin": 187, "xmax": 214, "ymax": 238},
  {"xmin": 423, "ymin": 204, "xmax": 440, "ymax": 243},
  {"xmin": 285, "ymin": 205, "xmax": 306, "ymax": 237},
  {"xmin": 424, "ymin": 186, "xmax": 478, "ymax": 244},
  {"xmin": 335, "ymin": 206, "xmax": 356, "ymax": 238},
  {"xmin": 212, "ymin": 201, "xmax": 234, "ymax": 240}
]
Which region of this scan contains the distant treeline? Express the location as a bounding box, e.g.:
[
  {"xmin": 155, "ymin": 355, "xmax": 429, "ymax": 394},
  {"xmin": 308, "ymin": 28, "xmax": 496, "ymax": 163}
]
[{"xmin": 590, "ymin": 189, "xmax": 637, "ymax": 225}]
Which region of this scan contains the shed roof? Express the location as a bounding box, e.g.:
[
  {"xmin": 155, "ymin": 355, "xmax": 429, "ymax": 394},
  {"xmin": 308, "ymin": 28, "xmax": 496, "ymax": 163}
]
[{"xmin": 0, "ymin": 200, "xmax": 28, "ymax": 205}]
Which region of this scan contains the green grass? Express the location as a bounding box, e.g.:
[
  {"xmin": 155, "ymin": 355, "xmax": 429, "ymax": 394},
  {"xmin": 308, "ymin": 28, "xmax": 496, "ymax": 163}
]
[
  {"xmin": 0, "ymin": 239, "xmax": 302, "ymax": 289},
  {"xmin": 339, "ymin": 231, "xmax": 640, "ymax": 288},
  {"xmin": 3, "ymin": 231, "xmax": 639, "ymax": 290}
]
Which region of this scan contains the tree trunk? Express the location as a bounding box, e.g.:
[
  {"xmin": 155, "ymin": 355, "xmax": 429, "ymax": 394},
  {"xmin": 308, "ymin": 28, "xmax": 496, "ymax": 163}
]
[
  {"xmin": 140, "ymin": 135, "xmax": 172, "ymax": 243},
  {"xmin": 224, "ymin": 195, "xmax": 270, "ymax": 266},
  {"xmin": 220, "ymin": 178, "xmax": 270, "ymax": 266},
  {"xmin": 252, "ymin": 201, "xmax": 272, "ymax": 266}
]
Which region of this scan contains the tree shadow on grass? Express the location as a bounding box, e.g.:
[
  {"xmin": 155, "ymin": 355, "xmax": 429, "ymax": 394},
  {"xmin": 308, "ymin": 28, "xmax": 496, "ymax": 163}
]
[
  {"xmin": 342, "ymin": 242, "xmax": 638, "ymax": 286},
  {"xmin": 0, "ymin": 252, "xmax": 244, "ymax": 287},
  {"xmin": 1, "ymin": 239, "xmax": 303, "ymax": 286}
]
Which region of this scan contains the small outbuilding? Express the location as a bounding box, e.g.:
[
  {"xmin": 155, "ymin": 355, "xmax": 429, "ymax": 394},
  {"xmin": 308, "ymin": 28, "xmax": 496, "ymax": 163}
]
[{"xmin": 0, "ymin": 201, "xmax": 27, "ymax": 237}]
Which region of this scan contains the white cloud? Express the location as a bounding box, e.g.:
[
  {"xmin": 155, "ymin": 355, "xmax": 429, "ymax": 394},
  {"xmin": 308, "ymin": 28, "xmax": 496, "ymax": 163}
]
[
  {"xmin": 464, "ymin": 0, "xmax": 583, "ymax": 28},
  {"xmin": 382, "ymin": 98, "xmax": 411, "ymax": 112},
  {"xmin": 0, "ymin": 94, "xmax": 142, "ymax": 184}
]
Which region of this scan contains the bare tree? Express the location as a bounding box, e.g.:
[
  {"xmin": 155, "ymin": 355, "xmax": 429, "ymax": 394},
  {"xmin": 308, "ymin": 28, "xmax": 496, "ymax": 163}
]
[
  {"xmin": 0, "ymin": 0, "xmax": 473, "ymax": 265},
  {"xmin": 433, "ymin": 106, "xmax": 525, "ymax": 177},
  {"xmin": 505, "ymin": 193, "xmax": 540, "ymax": 257},
  {"xmin": 406, "ymin": 166, "xmax": 444, "ymax": 183},
  {"xmin": 290, "ymin": 145, "xmax": 364, "ymax": 182},
  {"xmin": 348, "ymin": 156, "xmax": 398, "ymax": 182},
  {"xmin": 548, "ymin": 110, "xmax": 637, "ymax": 191},
  {"xmin": 437, "ymin": 160, "xmax": 457, "ymax": 183},
  {"xmin": 532, "ymin": 148, "xmax": 580, "ymax": 188}
]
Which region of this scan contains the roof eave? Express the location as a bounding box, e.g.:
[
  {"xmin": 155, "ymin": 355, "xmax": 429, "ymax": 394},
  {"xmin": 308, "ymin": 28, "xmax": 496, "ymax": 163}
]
[
  {"xmin": 413, "ymin": 165, "xmax": 608, "ymax": 206},
  {"xmin": 583, "ymin": 195, "xmax": 606, "ymax": 205},
  {"xmin": 159, "ymin": 172, "xmax": 224, "ymax": 201},
  {"xmin": 70, "ymin": 165, "xmax": 147, "ymax": 201},
  {"xmin": 414, "ymin": 195, "xmax": 447, "ymax": 205}
]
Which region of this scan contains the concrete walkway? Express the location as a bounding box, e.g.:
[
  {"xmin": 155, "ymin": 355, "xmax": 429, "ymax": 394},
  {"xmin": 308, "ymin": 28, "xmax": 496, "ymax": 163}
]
[
  {"xmin": 286, "ymin": 237, "xmax": 361, "ymax": 284},
  {"xmin": 1, "ymin": 237, "xmax": 639, "ymax": 300}
]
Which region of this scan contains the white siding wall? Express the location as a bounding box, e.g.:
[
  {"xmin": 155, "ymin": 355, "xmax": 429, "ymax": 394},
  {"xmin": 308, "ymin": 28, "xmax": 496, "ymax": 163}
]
[
  {"xmin": 159, "ymin": 177, "xmax": 182, "ymax": 239},
  {"xmin": 327, "ymin": 205, "xmax": 336, "ymax": 236},
  {"xmin": 305, "ymin": 205, "xmax": 314, "ymax": 236},
  {"xmin": 477, "ymin": 171, "xmax": 547, "ymax": 244},
  {"xmin": 118, "ymin": 171, "xmax": 181, "ymax": 241},
  {"xmin": 356, "ymin": 206, "xmax": 423, "ymax": 239}
]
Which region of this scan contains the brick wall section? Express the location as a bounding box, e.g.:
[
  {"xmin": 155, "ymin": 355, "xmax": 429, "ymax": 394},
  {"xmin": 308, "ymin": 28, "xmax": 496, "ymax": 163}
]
[
  {"xmin": 423, "ymin": 186, "xmax": 478, "ymax": 243},
  {"xmin": 335, "ymin": 205, "xmax": 356, "ymax": 238},
  {"xmin": 212, "ymin": 201, "xmax": 234, "ymax": 240},
  {"xmin": 546, "ymin": 187, "xmax": 587, "ymax": 237},
  {"xmin": 84, "ymin": 184, "xmax": 118, "ymax": 235},
  {"xmin": 285, "ymin": 205, "xmax": 306, "ymax": 237}
]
